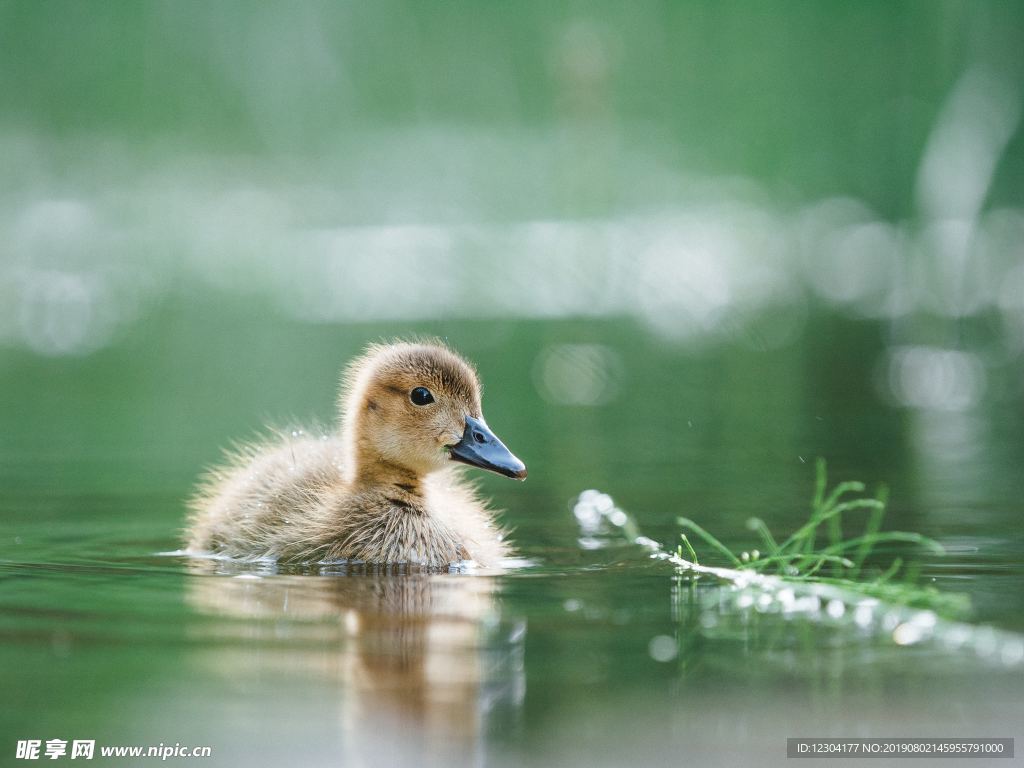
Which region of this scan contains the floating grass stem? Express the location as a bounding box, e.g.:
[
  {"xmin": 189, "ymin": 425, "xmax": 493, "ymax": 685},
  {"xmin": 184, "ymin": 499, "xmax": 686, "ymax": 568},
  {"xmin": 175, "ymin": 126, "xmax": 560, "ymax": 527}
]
[{"xmin": 670, "ymin": 460, "xmax": 957, "ymax": 615}]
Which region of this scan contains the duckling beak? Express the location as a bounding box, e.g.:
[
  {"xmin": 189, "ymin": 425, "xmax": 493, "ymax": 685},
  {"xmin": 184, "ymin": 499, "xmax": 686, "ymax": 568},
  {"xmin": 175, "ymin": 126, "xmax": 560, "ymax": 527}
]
[{"xmin": 448, "ymin": 415, "xmax": 528, "ymax": 480}]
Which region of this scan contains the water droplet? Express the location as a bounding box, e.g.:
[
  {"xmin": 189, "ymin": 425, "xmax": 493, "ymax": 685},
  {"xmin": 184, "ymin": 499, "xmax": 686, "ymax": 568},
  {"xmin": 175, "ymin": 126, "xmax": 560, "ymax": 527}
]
[
  {"xmin": 974, "ymin": 627, "xmax": 998, "ymax": 658},
  {"xmin": 826, "ymin": 600, "xmax": 846, "ymax": 619},
  {"xmin": 893, "ymin": 622, "xmax": 924, "ymax": 646},
  {"xmin": 648, "ymin": 635, "xmax": 677, "ymax": 663},
  {"xmin": 699, "ymin": 613, "xmax": 718, "ymax": 629},
  {"xmin": 1000, "ymin": 639, "xmax": 1024, "ymax": 666}
]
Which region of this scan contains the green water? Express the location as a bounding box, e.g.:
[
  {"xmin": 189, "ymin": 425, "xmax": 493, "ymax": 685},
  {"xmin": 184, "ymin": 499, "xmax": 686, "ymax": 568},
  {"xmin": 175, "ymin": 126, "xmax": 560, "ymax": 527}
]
[
  {"xmin": 2, "ymin": 314, "xmax": 1023, "ymax": 766},
  {"xmin": 3, "ymin": 1, "xmax": 1024, "ymax": 766}
]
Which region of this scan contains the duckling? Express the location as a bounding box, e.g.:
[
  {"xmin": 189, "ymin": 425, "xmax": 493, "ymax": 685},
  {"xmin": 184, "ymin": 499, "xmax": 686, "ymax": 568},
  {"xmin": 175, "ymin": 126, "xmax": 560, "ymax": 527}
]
[{"xmin": 185, "ymin": 341, "xmax": 527, "ymax": 567}]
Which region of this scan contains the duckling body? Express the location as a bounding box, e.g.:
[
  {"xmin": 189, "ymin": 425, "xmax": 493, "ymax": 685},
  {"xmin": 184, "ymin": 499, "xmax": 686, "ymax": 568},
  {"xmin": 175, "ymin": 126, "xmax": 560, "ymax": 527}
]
[{"xmin": 186, "ymin": 342, "xmax": 526, "ymax": 567}]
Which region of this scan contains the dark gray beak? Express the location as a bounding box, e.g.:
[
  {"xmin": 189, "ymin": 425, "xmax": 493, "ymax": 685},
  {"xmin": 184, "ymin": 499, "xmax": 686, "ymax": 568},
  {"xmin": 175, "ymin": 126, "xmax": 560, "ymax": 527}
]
[{"xmin": 448, "ymin": 415, "xmax": 527, "ymax": 480}]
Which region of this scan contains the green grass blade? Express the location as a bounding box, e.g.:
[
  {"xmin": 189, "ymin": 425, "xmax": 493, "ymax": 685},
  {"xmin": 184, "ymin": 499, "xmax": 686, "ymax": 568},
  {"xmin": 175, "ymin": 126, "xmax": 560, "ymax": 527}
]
[
  {"xmin": 853, "ymin": 483, "xmax": 889, "ymax": 575},
  {"xmin": 819, "ymin": 532, "xmax": 945, "ymax": 557},
  {"xmin": 876, "ymin": 557, "xmax": 903, "ymax": 583},
  {"xmin": 812, "ymin": 458, "xmax": 827, "ymax": 511},
  {"xmin": 822, "ymin": 481, "xmax": 866, "ymax": 512},
  {"xmin": 678, "ymin": 533, "xmax": 699, "ymax": 565},
  {"xmin": 676, "ymin": 517, "xmax": 743, "ymax": 567},
  {"xmin": 779, "ymin": 498, "xmax": 884, "ymax": 553},
  {"xmin": 745, "ymin": 517, "xmax": 781, "ymax": 559}
]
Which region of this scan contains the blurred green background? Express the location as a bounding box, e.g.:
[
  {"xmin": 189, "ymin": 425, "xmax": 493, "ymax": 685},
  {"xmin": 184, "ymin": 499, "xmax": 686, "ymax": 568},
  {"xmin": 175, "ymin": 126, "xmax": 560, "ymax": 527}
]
[
  {"xmin": 2, "ymin": 2, "xmax": 1024, "ymax": 765},
  {"xmin": 2, "ymin": 0, "xmax": 1023, "ymax": 528}
]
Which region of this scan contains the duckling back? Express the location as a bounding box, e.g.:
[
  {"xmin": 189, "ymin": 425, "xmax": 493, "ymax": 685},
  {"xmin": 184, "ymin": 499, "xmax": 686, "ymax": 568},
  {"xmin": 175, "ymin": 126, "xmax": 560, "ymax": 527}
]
[{"xmin": 186, "ymin": 430, "xmax": 347, "ymax": 560}]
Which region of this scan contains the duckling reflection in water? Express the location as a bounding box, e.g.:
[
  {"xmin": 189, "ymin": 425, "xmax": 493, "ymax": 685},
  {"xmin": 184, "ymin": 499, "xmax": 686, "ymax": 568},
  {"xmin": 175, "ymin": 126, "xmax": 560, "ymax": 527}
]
[
  {"xmin": 186, "ymin": 341, "xmax": 527, "ymax": 567},
  {"xmin": 185, "ymin": 559, "xmax": 526, "ymax": 764}
]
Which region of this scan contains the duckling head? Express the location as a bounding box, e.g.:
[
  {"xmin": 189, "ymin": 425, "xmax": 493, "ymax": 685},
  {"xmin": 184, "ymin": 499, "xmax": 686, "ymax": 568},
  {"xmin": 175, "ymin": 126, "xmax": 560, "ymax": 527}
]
[{"xmin": 341, "ymin": 342, "xmax": 527, "ymax": 483}]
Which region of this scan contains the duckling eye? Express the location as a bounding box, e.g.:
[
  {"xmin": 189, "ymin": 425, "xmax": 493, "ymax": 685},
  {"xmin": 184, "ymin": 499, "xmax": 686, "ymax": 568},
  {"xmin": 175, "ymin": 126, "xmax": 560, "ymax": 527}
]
[{"xmin": 409, "ymin": 387, "xmax": 434, "ymax": 406}]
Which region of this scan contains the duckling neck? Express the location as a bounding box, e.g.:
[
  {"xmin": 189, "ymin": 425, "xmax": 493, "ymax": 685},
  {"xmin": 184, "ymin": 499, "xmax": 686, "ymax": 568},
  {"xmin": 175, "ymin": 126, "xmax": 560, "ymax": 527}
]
[{"xmin": 350, "ymin": 456, "xmax": 424, "ymax": 499}]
